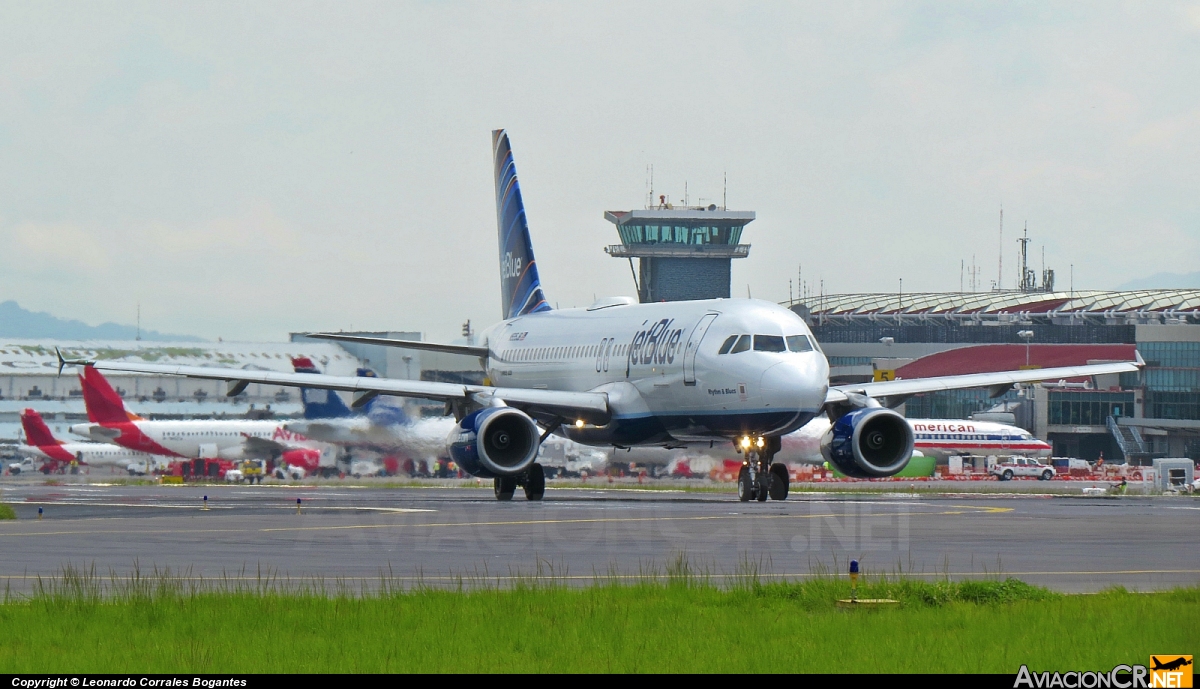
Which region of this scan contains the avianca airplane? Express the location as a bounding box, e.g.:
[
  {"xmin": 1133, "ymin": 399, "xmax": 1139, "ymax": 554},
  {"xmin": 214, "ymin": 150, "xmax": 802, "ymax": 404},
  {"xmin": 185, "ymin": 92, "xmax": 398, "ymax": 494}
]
[
  {"xmin": 18, "ymin": 408, "xmax": 171, "ymax": 472},
  {"xmin": 68, "ymin": 366, "xmax": 329, "ymax": 469},
  {"xmin": 777, "ymin": 416, "xmax": 1051, "ymax": 463},
  {"xmin": 285, "ymin": 357, "xmax": 455, "ymax": 460},
  {"xmin": 61, "ymin": 129, "xmax": 1139, "ymax": 502}
]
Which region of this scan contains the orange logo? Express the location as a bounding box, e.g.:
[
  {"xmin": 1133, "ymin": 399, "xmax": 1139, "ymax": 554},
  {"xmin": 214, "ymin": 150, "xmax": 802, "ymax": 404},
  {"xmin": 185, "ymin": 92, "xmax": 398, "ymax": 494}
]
[{"xmin": 1151, "ymin": 656, "xmax": 1193, "ymax": 688}]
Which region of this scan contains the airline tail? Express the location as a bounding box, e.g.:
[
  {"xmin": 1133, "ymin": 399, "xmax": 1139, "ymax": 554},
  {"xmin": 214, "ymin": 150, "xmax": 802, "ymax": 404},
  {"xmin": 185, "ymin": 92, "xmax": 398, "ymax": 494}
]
[
  {"xmin": 493, "ymin": 129, "xmax": 550, "ymax": 320},
  {"xmin": 20, "ymin": 409, "xmax": 63, "ymax": 447},
  {"xmin": 292, "ymin": 357, "xmax": 354, "ymax": 420},
  {"xmin": 79, "ymin": 366, "xmax": 141, "ymax": 424}
]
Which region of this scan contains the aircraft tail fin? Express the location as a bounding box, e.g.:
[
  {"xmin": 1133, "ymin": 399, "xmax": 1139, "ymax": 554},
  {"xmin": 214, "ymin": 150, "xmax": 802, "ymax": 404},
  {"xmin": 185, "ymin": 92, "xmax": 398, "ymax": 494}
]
[
  {"xmin": 493, "ymin": 129, "xmax": 551, "ymax": 320},
  {"xmin": 79, "ymin": 366, "xmax": 141, "ymax": 423},
  {"xmin": 20, "ymin": 409, "xmax": 62, "ymax": 447},
  {"xmin": 292, "ymin": 357, "xmax": 355, "ymax": 419}
]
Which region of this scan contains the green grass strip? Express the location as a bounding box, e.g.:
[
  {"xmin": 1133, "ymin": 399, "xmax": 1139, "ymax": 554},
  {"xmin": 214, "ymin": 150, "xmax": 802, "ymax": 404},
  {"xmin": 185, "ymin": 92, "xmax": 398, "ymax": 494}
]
[
  {"xmin": 1, "ymin": 571, "xmax": 1196, "ymax": 673},
  {"xmin": 0, "ymin": 503, "xmax": 16, "ymax": 520}
]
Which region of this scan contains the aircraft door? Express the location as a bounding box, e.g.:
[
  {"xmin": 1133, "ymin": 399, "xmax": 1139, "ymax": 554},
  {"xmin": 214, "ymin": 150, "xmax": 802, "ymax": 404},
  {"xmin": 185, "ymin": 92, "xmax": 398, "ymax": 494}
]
[{"xmin": 682, "ymin": 313, "xmax": 719, "ymax": 385}]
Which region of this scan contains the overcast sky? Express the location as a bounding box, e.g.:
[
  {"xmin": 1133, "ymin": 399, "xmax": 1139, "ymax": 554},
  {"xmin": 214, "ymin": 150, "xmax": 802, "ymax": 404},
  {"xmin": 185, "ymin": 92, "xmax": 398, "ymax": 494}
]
[{"xmin": 2, "ymin": 2, "xmax": 1198, "ymax": 342}]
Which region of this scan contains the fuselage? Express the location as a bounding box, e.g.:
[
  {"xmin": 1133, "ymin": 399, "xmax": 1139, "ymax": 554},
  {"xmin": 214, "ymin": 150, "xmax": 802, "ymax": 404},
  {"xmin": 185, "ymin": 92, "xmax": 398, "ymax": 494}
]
[
  {"xmin": 480, "ymin": 297, "xmax": 829, "ymax": 447},
  {"xmin": 19, "ymin": 441, "xmax": 169, "ymax": 468},
  {"xmin": 68, "ymin": 419, "xmax": 311, "ymax": 459}
]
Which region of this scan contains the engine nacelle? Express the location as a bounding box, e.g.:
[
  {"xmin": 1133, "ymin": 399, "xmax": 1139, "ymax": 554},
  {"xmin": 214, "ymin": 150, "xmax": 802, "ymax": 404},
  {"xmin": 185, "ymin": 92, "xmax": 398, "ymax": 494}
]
[
  {"xmin": 820, "ymin": 407, "xmax": 914, "ymax": 478},
  {"xmin": 448, "ymin": 407, "xmax": 540, "ymax": 478}
]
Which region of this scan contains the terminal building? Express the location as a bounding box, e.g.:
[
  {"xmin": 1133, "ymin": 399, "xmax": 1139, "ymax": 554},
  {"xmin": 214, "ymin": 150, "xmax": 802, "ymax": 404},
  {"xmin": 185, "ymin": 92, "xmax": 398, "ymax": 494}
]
[{"xmin": 791, "ymin": 289, "xmax": 1200, "ymax": 463}]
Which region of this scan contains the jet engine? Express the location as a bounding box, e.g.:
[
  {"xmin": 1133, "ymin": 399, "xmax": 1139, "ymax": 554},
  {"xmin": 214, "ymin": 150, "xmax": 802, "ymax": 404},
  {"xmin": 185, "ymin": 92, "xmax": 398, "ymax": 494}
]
[
  {"xmin": 820, "ymin": 407, "xmax": 914, "ymax": 478},
  {"xmin": 447, "ymin": 407, "xmax": 540, "ymax": 478}
]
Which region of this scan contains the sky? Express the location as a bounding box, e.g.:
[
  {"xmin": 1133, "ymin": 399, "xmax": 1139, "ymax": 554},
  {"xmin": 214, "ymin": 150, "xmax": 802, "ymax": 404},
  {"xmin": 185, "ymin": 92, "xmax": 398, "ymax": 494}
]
[{"xmin": 2, "ymin": 1, "xmax": 1198, "ymax": 342}]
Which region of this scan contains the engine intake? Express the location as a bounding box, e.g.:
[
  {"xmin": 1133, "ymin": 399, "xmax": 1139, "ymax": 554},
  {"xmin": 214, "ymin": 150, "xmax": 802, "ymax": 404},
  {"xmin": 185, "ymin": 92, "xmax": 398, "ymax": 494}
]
[
  {"xmin": 820, "ymin": 407, "xmax": 914, "ymax": 478},
  {"xmin": 448, "ymin": 407, "xmax": 540, "ymax": 478}
]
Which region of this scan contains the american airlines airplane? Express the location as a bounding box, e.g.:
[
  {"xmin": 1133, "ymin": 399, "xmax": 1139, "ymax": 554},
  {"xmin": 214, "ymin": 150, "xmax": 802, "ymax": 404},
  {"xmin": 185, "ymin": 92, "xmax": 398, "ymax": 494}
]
[
  {"xmin": 68, "ymin": 366, "xmax": 332, "ymax": 468},
  {"xmin": 18, "ymin": 408, "xmax": 171, "ymax": 473},
  {"xmin": 778, "ymin": 416, "xmax": 1051, "ymax": 463},
  {"xmin": 60, "ymin": 129, "xmax": 1139, "ymax": 502}
]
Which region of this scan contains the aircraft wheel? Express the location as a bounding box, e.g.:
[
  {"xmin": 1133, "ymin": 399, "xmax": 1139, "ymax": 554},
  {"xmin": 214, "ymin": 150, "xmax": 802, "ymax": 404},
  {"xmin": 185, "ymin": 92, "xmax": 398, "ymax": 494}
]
[
  {"xmin": 524, "ymin": 463, "xmax": 545, "ymax": 501},
  {"xmin": 737, "ymin": 466, "xmax": 754, "ymax": 502},
  {"xmin": 494, "ymin": 476, "xmax": 516, "ymax": 501},
  {"xmin": 768, "ymin": 463, "xmax": 789, "ymax": 501}
]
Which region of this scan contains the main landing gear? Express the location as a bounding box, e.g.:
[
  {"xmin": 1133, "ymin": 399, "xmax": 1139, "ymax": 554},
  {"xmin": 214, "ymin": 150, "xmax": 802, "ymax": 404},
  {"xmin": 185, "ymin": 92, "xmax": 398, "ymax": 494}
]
[
  {"xmin": 736, "ymin": 436, "xmax": 788, "ymax": 503},
  {"xmin": 494, "ymin": 463, "xmax": 546, "ymax": 502}
]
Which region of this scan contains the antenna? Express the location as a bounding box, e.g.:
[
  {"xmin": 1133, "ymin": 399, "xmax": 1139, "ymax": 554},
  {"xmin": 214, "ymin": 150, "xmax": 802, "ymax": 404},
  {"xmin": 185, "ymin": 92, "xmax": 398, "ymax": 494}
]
[
  {"xmin": 960, "ymin": 260, "xmax": 964, "ymax": 292},
  {"xmin": 997, "ymin": 206, "xmax": 1004, "ymax": 291},
  {"xmin": 684, "ymin": 180, "xmax": 689, "ymax": 207},
  {"xmin": 1017, "ymin": 221, "xmax": 1032, "ymax": 292},
  {"xmin": 723, "ymin": 171, "xmax": 727, "ymax": 210},
  {"xmin": 136, "ymin": 302, "xmax": 141, "ymax": 341},
  {"xmin": 789, "ymin": 279, "xmax": 793, "ymax": 305}
]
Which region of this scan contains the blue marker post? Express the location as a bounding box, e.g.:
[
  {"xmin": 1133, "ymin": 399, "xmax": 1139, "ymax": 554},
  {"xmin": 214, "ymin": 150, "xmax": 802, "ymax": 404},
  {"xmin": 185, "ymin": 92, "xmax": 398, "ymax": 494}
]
[
  {"xmin": 849, "ymin": 559, "xmax": 859, "ymax": 603},
  {"xmin": 37, "ymin": 507, "xmax": 43, "ymax": 521},
  {"xmin": 296, "ymin": 498, "xmax": 302, "ymax": 515},
  {"xmin": 202, "ymin": 495, "xmax": 209, "ymax": 511}
]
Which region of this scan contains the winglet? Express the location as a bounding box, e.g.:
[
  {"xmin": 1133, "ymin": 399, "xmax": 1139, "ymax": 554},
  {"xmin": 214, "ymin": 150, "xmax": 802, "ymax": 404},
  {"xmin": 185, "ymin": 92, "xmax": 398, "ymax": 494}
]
[{"xmin": 56, "ymin": 347, "xmax": 93, "ymax": 375}]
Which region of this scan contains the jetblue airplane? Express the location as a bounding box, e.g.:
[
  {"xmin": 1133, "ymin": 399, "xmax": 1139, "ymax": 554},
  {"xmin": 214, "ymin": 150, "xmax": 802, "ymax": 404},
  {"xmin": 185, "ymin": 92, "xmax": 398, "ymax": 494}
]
[{"xmin": 61, "ymin": 130, "xmax": 1139, "ymax": 502}]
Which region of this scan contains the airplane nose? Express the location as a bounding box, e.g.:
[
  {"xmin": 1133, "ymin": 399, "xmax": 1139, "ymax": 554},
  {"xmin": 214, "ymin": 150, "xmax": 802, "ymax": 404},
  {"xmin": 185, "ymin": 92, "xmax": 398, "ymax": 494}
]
[{"xmin": 760, "ymin": 361, "xmax": 823, "ymax": 411}]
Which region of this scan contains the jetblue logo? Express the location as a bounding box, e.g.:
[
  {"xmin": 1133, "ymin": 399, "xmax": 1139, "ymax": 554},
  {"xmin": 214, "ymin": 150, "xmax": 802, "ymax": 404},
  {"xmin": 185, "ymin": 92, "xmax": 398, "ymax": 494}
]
[
  {"xmin": 629, "ymin": 319, "xmax": 684, "ymax": 367},
  {"xmin": 501, "ymin": 252, "xmax": 523, "ymax": 280}
]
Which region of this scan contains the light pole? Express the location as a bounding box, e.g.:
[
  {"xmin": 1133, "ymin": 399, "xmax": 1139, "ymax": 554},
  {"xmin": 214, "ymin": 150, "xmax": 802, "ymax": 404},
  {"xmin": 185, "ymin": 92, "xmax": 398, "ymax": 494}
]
[
  {"xmin": 1018, "ymin": 330, "xmax": 1034, "ymax": 367},
  {"xmin": 402, "ymin": 355, "xmax": 413, "ymax": 380}
]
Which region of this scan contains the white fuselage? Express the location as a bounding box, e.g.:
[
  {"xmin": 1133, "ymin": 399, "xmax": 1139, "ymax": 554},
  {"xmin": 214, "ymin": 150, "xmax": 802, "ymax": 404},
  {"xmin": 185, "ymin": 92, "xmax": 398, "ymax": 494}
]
[
  {"xmin": 68, "ymin": 419, "xmax": 313, "ymax": 460},
  {"xmin": 480, "ymin": 298, "xmax": 829, "ymax": 447},
  {"xmin": 18, "ymin": 442, "xmax": 171, "ymax": 469}
]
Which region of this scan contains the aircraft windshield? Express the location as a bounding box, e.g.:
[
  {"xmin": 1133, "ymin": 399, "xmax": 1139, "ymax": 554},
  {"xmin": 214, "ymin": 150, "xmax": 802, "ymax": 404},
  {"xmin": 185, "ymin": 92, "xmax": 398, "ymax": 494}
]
[
  {"xmin": 753, "ymin": 335, "xmax": 786, "ymax": 353},
  {"xmin": 786, "ymin": 335, "xmax": 813, "ymax": 352}
]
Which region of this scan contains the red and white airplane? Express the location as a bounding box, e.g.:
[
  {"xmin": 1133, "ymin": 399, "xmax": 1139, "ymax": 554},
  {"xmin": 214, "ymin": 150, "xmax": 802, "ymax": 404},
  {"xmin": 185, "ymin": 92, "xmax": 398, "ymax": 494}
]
[
  {"xmin": 68, "ymin": 366, "xmax": 334, "ymax": 472},
  {"xmin": 18, "ymin": 408, "xmax": 171, "ymax": 472}
]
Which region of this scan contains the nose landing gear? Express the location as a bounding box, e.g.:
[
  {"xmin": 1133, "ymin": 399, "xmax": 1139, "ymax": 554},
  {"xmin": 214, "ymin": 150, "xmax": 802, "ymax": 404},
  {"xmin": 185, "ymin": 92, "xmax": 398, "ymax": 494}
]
[{"xmin": 736, "ymin": 436, "xmax": 788, "ymax": 502}]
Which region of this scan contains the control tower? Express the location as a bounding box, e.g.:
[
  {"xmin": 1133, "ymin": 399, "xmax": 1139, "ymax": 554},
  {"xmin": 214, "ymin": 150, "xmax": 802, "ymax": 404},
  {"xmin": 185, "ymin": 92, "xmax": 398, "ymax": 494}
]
[{"xmin": 604, "ymin": 200, "xmax": 755, "ymax": 303}]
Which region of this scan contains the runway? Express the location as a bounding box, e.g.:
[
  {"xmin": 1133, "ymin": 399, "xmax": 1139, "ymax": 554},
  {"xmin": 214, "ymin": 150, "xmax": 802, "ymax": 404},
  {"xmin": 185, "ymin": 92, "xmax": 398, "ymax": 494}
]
[{"xmin": 0, "ymin": 482, "xmax": 1196, "ymax": 593}]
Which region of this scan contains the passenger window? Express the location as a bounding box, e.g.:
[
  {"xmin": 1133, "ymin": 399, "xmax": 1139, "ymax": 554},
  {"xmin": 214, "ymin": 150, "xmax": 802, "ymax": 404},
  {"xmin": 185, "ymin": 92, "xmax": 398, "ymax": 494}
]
[
  {"xmin": 786, "ymin": 335, "xmax": 813, "ymax": 352},
  {"xmin": 730, "ymin": 335, "xmax": 751, "ymax": 354},
  {"xmin": 718, "ymin": 335, "xmax": 738, "ymax": 355},
  {"xmin": 753, "ymin": 335, "xmax": 786, "ymax": 353}
]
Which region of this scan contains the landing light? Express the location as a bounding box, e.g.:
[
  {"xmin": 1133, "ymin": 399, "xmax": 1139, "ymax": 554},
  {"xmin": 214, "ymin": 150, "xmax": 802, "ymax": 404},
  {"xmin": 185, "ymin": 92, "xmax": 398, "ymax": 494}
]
[
  {"xmin": 740, "ymin": 436, "xmax": 751, "ymax": 449},
  {"xmin": 575, "ymin": 419, "xmax": 585, "ymax": 428},
  {"xmin": 756, "ymin": 437, "xmax": 765, "ymax": 448}
]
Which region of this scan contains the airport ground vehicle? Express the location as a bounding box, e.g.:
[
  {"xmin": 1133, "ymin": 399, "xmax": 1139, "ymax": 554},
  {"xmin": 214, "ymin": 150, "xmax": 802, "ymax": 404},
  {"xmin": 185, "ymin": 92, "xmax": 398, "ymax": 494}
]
[
  {"xmin": 62, "ymin": 130, "xmax": 1141, "ymax": 502},
  {"xmin": 7, "ymin": 458, "xmax": 39, "ymax": 475},
  {"xmin": 991, "ymin": 457, "xmax": 1056, "ymax": 481}
]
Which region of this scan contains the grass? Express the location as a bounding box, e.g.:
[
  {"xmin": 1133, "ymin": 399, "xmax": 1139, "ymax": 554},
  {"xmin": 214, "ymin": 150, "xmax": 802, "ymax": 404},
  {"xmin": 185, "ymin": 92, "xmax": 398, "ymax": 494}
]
[
  {"xmin": 0, "ymin": 503, "xmax": 14, "ymax": 520},
  {"xmin": 1, "ymin": 563, "xmax": 1195, "ymax": 673}
]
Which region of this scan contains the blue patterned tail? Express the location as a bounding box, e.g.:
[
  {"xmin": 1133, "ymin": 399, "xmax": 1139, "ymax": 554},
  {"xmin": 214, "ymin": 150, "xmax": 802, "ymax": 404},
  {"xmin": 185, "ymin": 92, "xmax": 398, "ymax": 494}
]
[{"xmin": 493, "ymin": 129, "xmax": 551, "ymax": 320}]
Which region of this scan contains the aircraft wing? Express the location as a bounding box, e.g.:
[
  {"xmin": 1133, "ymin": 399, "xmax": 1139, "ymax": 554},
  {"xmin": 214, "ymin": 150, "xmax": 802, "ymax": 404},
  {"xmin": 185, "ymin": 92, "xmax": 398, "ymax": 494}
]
[
  {"xmin": 825, "ymin": 360, "xmax": 1141, "ymax": 405},
  {"xmin": 61, "ymin": 357, "xmax": 611, "ymax": 425}
]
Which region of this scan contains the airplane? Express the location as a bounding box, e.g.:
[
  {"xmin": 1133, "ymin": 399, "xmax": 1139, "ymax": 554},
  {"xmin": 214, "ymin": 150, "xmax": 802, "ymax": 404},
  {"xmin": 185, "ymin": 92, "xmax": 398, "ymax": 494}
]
[
  {"xmin": 777, "ymin": 416, "xmax": 1052, "ymax": 463},
  {"xmin": 68, "ymin": 366, "xmax": 335, "ymax": 472},
  {"xmin": 18, "ymin": 408, "xmax": 171, "ymax": 474},
  {"xmin": 60, "ymin": 129, "xmax": 1141, "ymax": 502},
  {"xmin": 285, "ymin": 357, "xmax": 456, "ymax": 463}
]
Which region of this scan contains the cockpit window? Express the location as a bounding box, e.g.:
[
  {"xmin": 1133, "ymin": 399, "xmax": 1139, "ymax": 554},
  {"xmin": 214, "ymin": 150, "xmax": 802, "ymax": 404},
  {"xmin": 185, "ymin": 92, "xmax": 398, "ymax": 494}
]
[
  {"xmin": 717, "ymin": 335, "xmax": 738, "ymax": 355},
  {"xmin": 786, "ymin": 335, "xmax": 813, "ymax": 352},
  {"xmin": 729, "ymin": 334, "xmax": 751, "ymax": 354},
  {"xmin": 753, "ymin": 335, "xmax": 786, "ymax": 352}
]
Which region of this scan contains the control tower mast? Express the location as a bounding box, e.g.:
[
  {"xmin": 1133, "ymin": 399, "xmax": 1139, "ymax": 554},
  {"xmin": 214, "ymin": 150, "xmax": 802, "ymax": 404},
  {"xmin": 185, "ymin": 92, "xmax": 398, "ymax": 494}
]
[{"xmin": 604, "ymin": 196, "xmax": 755, "ymax": 303}]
